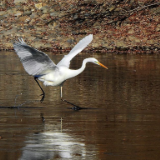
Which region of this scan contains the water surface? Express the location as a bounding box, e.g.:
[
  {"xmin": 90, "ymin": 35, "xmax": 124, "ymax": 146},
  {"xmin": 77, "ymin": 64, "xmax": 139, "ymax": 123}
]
[{"xmin": 0, "ymin": 52, "xmax": 160, "ymax": 160}]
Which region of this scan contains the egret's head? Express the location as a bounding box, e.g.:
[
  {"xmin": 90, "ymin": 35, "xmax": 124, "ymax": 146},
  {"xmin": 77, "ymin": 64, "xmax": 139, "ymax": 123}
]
[{"xmin": 90, "ymin": 58, "xmax": 108, "ymax": 69}]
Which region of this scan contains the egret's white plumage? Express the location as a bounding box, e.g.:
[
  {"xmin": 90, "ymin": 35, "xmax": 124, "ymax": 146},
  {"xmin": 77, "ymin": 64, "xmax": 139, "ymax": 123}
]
[
  {"xmin": 57, "ymin": 34, "xmax": 93, "ymax": 68},
  {"xmin": 13, "ymin": 34, "xmax": 107, "ymax": 109}
]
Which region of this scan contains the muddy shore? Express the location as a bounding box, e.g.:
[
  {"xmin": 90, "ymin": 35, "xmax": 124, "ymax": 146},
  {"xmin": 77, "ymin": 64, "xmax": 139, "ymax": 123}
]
[{"xmin": 0, "ymin": 0, "xmax": 160, "ymax": 53}]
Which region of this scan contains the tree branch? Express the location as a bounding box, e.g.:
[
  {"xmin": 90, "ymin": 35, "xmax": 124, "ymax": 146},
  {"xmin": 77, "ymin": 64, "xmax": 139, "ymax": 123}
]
[{"xmin": 128, "ymin": 2, "xmax": 160, "ymax": 15}]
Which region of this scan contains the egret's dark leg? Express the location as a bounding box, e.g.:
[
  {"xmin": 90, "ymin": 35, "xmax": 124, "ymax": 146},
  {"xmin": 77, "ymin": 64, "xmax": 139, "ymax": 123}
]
[
  {"xmin": 60, "ymin": 85, "xmax": 81, "ymax": 111},
  {"xmin": 34, "ymin": 77, "xmax": 45, "ymax": 102}
]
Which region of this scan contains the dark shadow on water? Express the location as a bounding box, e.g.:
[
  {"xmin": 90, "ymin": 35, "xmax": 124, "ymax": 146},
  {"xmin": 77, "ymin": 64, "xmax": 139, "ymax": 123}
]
[
  {"xmin": 67, "ymin": 106, "xmax": 99, "ymax": 111},
  {"xmin": 0, "ymin": 106, "xmax": 44, "ymax": 109},
  {"xmin": 0, "ymin": 106, "xmax": 98, "ymax": 111}
]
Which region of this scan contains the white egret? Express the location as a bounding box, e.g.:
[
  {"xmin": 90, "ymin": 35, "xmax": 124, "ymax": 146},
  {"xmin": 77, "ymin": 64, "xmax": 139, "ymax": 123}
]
[{"xmin": 13, "ymin": 34, "xmax": 108, "ymax": 110}]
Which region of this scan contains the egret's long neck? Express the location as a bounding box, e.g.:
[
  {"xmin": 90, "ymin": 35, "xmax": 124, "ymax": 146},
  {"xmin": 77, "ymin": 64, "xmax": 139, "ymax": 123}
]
[
  {"xmin": 67, "ymin": 58, "xmax": 90, "ymax": 79},
  {"xmin": 77, "ymin": 58, "xmax": 89, "ymax": 74}
]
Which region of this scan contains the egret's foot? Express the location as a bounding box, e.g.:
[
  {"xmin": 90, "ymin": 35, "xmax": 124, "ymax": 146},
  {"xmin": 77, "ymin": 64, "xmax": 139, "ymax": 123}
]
[
  {"xmin": 61, "ymin": 98, "xmax": 81, "ymax": 110},
  {"xmin": 40, "ymin": 93, "xmax": 45, "ymax": 103},
  {"xmin": 72, "ymin": 106, "xmax": 82, "ymax": 111}
]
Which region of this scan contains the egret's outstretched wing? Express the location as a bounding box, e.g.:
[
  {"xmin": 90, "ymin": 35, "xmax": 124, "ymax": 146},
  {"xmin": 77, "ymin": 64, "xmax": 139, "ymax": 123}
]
[
  {"xmin": 57, "ymin": 34, "xmax": 93, "ymax": 68},
  {"xmin": 13, "ymin": 39, "xmax": 56, "ymax": 76}
]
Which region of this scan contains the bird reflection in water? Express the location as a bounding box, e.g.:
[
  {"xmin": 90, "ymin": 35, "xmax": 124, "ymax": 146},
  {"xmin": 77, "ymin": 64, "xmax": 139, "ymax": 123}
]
[{"xmin": 19, "ymin": 132, "xmax": 86, "ymax": 160}]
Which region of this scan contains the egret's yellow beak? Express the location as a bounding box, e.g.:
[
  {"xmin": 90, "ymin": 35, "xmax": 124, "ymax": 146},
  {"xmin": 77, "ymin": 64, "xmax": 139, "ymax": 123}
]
[{"xmin": 98, "ymin": 62, "xmax": 108, "ymax": 69}]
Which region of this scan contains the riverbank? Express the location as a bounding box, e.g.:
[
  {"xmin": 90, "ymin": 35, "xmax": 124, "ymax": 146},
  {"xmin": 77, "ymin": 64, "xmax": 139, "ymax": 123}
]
[{"xmin": 0, "ymin": 0, "xmax": 160, "ymax": 52}]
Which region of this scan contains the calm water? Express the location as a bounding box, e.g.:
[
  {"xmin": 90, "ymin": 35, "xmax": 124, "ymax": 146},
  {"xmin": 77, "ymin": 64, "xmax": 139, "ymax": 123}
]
[{"xmin": 0, "ymin": 52, "xmax": 160, "ymax": 160}]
